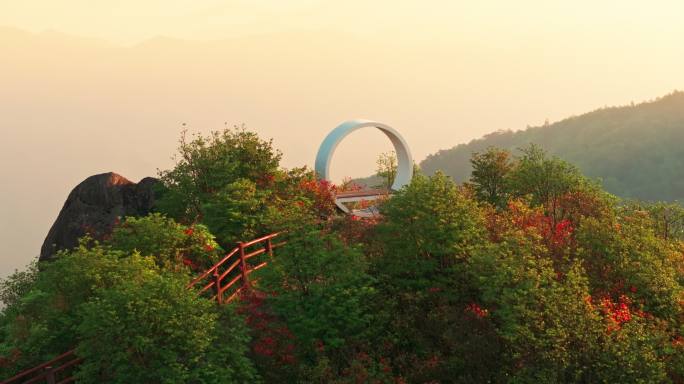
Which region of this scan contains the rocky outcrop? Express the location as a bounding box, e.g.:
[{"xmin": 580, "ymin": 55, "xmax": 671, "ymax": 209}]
[{"xmin": 40, "ymin": 172, "xmax": 159, "ymax": 261}]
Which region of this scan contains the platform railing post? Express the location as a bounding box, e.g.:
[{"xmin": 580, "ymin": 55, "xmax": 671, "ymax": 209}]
[
  {"xmin": 238, "ymin": 242, "xmax": 250, "ymax": 290},
  {"xmin": 45, "ymin": 366, "xmax": 56, "ymax": 384},
  {"xmin": 213, "ymin": 269, "xmax": 222, "ymax": 305},
  {"xmin": 266, "ymin": 237, "xmax": 273, "ymax": 257}
]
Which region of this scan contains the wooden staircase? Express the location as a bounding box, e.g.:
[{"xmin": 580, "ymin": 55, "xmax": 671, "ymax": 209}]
[
  {"xmin": 1, "ymin": 233, "xmax": 284, "ymax": 384},
  {"xmin": 187, "ymin": 233, "xmax": 285, "ymax": 304}
]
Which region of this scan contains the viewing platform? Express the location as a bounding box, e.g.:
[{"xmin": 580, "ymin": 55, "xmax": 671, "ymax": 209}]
[
  {"xmin": 335, "ymin": 188, "xmax": 391, "ymax": 217},
  {"xmin": 316, "ymin": 120, "xmax": 414, "ymax": 217}
]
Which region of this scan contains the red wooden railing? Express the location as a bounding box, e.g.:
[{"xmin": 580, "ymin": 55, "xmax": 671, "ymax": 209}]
[
  {"xmin": 2, "ymin": 233, "xmax": 283, "ymax": 384},
  {"xmin": 187, "ymin": 232, "xmax": 285, "ymax": 304},
  {"xmin": 1, "ymin": 349, "xmax": 82, "ymax": 384}
]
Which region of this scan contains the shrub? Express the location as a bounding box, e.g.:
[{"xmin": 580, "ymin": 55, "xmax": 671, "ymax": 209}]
[
  {"xmin": 75, "ymin": 274, "xmax": 257, "ymax": 383},
  {"xmin": 0, "ymin": 242, "xmax": 158, "ymax": 377},
  {"xmin": 108, "ymin": 213, "xmax": 222, "ymax": 271}
]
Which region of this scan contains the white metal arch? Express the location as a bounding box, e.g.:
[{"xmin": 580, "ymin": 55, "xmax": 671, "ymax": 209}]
[{"xmin": 315, "ymin": 119, "xmax": 414, "ymax": 214}]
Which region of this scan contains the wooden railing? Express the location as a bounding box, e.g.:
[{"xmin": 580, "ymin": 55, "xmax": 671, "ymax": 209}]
[
  {"xmin": 2, "ymin": 233, "xmax": 283, "ymax": 384},
  {"xmin": 1, "ymin": 349, "xmax": 82, "ymax": 384},
  {"xmin": 187, "ymin": 232, "xmax": 285, "ymax": 304}
]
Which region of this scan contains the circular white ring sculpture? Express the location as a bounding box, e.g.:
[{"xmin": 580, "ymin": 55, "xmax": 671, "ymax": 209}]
[{"xmin": 315, "ymin": 119, "xmax": 414, "ymax": 214}]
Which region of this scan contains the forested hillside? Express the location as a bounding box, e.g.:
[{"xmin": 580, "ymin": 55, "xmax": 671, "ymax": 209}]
[
  {"xmin": 421, "ymin": 91, "xmax": 684, "ymax": 201},
  {"xmin": 2, "ymin": 127, "xmax": 684, "ymax": 383}
]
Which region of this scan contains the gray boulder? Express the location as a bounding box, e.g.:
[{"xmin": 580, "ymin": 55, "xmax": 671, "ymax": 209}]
[{"xmin": 40, "ymin": 172, "xmax": 159, "ymax": 261}]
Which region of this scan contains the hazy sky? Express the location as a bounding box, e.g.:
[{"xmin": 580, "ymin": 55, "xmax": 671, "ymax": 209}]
[
  {"xmin": 4, "ymin": 1, "xmax": 684, "ymax": 45},
  {"xmin": 2, "ymin": 0, "xmax": 684, "ymax": 277}
]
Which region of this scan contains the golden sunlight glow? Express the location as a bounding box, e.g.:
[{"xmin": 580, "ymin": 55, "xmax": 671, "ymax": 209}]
[{"xmin": 1, "ymin": 0, "xmax": 684, "ymax": 275}]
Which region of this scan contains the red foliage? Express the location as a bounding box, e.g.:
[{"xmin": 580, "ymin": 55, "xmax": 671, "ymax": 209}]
[
  {"xmin": 556, "ymin": 190, "xmax": 607, "ymax": 222},
  {"xmin": 552, "ymin": 219, "xmax": 574, "ymax": 246},
  {"xmin": 299, "ymin": 179, "xmax": 337, "ymax": 217},
  {"xmin": 315, "ymin": 339, "xmax": 325, "ymax": 353},
  {"xmin": 505, "ymin": 201, "xmax": 575, "ymax": 249},
  {"xmin": 182, "ymin": 258, "xmax": 199, "ymax": 270},
  {"xmin": 256, "ymin": 174, "xmax": 276, "ymax": 188},
  {"xmin": 184, "ymin": 227, "xmax": 194, "ymax": 236},
  {"xmin": 341, "ymin": 181, "xmax": 363, "ymax": 192},
  {"xmin": 595, "ymin": 295, "xmax": 634, "ymax": 332},
  {"xmin": 425, "ymin": 354, "xmax": 441, "ymax": 369},
  {"xmin": 336, "ymin": 212, "xmax": 380, "ymax": 246},
  {"xmin": 237, "ymin": 292, "xmax": 298, "ymax": 366},
  {"xmin": 465, "ymin": 303, "xmax": 489, "ymax": 318}
]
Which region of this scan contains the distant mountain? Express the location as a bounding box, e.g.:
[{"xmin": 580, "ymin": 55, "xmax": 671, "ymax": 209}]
[{"xmin": 420, "ymin": 92, "xmax": 684, "ymax": 202}]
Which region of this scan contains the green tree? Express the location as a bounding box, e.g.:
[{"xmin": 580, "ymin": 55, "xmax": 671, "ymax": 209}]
[
  {"xmin": 0, "ymin": 240, "xmax": 257, "ymax": 382},
  {"xmin": 593, "ymin": 320, "xmax": 669, "ymax": 383},
  {"xmin": 0, "ymin": 242, "xmax": 159, "ymax": 376},
  {"xmin": 156, "ymin": 126, "xmax": 282, "ymax": 225},
  {"xmin": 201, "ymin": 179, "xmax": 269, "ymax": 245},
  {"xmin": 107, "ymin": 213, "xmax": 222, "ymax": 271},
  {"xmin": 75, "ymin": 274, "xmax": 257, "ymax": 383},
  {"xmin": 471, "ymin": 200, "xmax": 674, "ymax": 382},
  {"xmin": 576, "ymin": 212, "xmax": 683, "ymax": 322},
  {"xmin": 472, "ymin": 232, "xmax": 604, "ymax": 381},
  {"xmin": 0, "ymin": 261, "xmax": 37, "ymax": 311},
  {"xmin": 371, "ymin": 172, "xmax": 499, "ymax": 383},
  {"xmin": 643, "ymin": 201, "xmax": 684, "ymax": 240},
  {"xmin": 374, "ymin": 151, "xmax": 397, "ymax": 190},
  {"xmin": 254, "ymin": 223, "xmax": 378, "ymax": 380},
  {"xmin": 377, "ymin": 171, "xmax": 486, "ymax": 271},
  {"xmin": 508, "ymin": 144, "xmax": 594, "ymax": 223},
  {"xmin": 469, "ymin": 147, "xmax": 514, "ymax": 208},
  {"xmin": 155, "ymin": 127, "xmax": 331, "ymax": 247}
]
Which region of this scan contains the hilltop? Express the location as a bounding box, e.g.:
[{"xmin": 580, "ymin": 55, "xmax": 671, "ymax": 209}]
[
  {"xmin": 421, "ymin": 91, "xmax": 684, "ymax": 201},
  {"xmin": 3, "ymin": 126, "xmax": 684, "ymax": 383}
]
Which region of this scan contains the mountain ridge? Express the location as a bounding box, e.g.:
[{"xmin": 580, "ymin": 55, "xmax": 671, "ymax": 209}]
[{"xmin": 420, "ymin": 91, "xmax": 684, "ymax": 202}]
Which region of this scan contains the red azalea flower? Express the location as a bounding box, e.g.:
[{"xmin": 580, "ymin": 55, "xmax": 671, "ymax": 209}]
[
  {"xmin": 465, "ymin": 303, "xmax": 489, "ymax": 318},
  {"xmin": 182, "ymin": 258, "xmax": 198, "ymax": 269},
  {"xmin": 599, "ymin": 295, "xmax": 633, "ymax": 332}
]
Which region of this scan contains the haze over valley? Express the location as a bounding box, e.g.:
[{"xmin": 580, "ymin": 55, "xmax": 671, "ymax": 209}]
[{"xmin": 3, "ymin": 1, "xmax": 684, "ymax": 276}]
